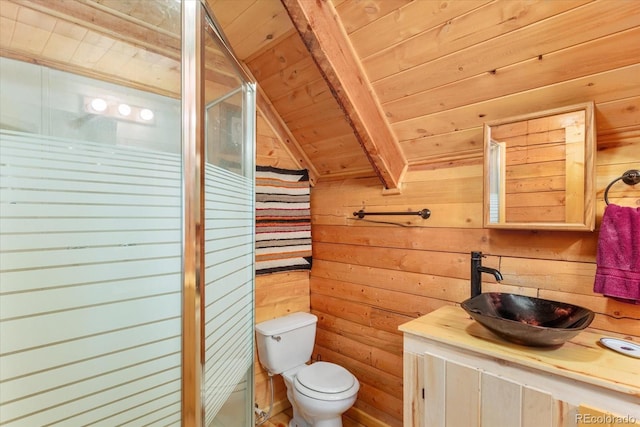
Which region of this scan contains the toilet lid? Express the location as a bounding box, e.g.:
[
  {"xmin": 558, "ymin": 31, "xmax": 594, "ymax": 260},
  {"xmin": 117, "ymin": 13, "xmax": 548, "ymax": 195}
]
[{"xmin": 296, "ymin": 362, "xmax": 355, "ymax": 394}]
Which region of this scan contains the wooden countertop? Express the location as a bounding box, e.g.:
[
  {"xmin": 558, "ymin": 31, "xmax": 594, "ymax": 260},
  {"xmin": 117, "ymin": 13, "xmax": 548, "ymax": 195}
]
[{"xmin": 399, "ymin": 306, "xmax": 640, "ymax": 397}]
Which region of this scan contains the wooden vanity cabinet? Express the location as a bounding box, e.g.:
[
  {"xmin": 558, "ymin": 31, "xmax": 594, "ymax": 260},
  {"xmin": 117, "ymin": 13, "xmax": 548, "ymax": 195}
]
[
  {"xmin": 404, "ymin": 344, "xmax": 639, "ymax": 427},
  {"xmin": 401, "ymin": 308, "xmax": 640, "ymax": 427},
  {"xmin": 404, "ymin": 350, "xmax": 579, "ymax": 427},
  {"xmin": 405, "ymin": 353, "xmax": 578, "ymax": 427}
]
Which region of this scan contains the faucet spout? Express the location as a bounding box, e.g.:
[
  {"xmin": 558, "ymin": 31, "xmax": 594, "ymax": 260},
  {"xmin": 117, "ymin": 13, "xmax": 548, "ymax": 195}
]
[
  {"xmin": 477, "ymin": 266, "xmax": 503, "ymax": 282},
  {"xmin": 470, "ymin": 251, "xmax": 502, "ymax": 298}
]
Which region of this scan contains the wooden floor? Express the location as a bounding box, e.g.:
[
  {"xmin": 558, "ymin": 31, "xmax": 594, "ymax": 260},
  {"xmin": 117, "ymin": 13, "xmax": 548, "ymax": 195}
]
[{"xmin": 262, "ymin": 408, "xmax": 367, "ymax": 427}]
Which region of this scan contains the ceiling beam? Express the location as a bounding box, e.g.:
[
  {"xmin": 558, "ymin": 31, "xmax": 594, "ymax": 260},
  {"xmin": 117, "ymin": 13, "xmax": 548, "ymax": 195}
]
[{"xmin": 280, "ymin": 0, "xmax": 407, "ymax": 190}]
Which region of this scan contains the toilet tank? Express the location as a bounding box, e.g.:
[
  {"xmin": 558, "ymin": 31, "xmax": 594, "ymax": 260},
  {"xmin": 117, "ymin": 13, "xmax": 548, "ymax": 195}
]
[{"xmin": 255, "ymin": 312, "xmax": 317, "ymax": 375}]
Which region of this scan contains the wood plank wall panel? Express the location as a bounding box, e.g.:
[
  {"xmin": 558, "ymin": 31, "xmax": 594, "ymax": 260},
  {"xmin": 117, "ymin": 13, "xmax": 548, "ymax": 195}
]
[
  {"xmin": 255, "ymin": 110, "xmax": 374, "ymax": 426},
  {"xmin": 394, "ymin": 65, "xmax": 640, "ymax": 163},
  {"xmin": 311, "ymin": 146, "xmax": 640, "ymax": 427},
  {"xmin": 309, "ymin": 6, "xmax": 640, "ymax": 422},
  {"xmin": 256, "ymin": 111, "xmax": 301, "ymax": 170},
  {"xmin": 254, "ymin": 112, "xmax": 310, "ymax": 414},
  {"xmin": 246, "ymin": 3, "xmax": 639, "ymax": 425},
  {"xmin": 254, "ymin": 271, "xmax": 310, "ymax": 414},
  {"xmin": 255, "ymin": 107, "xmax": 388, "ymax": 426}
]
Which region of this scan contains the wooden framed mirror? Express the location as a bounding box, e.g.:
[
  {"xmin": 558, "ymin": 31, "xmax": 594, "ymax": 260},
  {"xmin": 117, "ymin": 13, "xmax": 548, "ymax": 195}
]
[{"xmin": 483, "ymin": 102, "xmax": 596, "ymax": 231}]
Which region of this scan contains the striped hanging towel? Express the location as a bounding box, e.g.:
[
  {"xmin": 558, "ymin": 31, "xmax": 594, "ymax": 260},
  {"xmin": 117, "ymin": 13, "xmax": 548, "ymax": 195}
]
[{"xmin": 255, "ymin": 166, "xmax": 312, "ymax": 275}]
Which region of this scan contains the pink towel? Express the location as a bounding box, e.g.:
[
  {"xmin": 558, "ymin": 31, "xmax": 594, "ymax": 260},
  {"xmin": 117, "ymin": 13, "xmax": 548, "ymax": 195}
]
[{"xmin": 593, "ymin": 204, "xmax": 640, "ymax": 304}]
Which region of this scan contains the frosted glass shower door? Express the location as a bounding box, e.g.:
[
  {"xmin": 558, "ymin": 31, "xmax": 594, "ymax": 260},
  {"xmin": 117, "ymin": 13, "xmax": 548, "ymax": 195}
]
[
  {"xmin": 201, "ymin": 10, "xmax": 256, "ymax": 427},
  {"xmin": 0, "ymin": 0, "xmax": 183, "ymax": 421},
  {"xmin": 0, "ymin": 68, "xmax": 182, "ymax": 426},
  {"xmin": 203, "ymin": 154, "xmax": 255, "ymax": 427}
]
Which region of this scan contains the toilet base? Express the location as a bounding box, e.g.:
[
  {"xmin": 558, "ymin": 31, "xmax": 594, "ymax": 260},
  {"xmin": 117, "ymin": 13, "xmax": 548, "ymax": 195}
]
[
  {"xmin": 289, "ymin": 417, "xmax": 342, "ymax": 427},
  {"xmin": 288, "ymin": 417, "xmax": 310, "ymax": 427}
]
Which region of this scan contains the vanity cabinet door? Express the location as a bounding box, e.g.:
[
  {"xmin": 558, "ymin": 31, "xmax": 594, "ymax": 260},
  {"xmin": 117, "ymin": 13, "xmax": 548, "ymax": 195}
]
[
  {"xmin": 483, "ymin": 374, "xmax": 578, "ymax": 427},
  {"xmin": 404, "ymin": 352, "xmax": 425, "ymax": 427},
  {"xmin": 481, "ymin": 371, "xmax": 521, "ymax": 426},
  {"xmin": 421, "ymin": 352, "xmax": 483, "ymax": 427},
  {"xmin": 417, "ymin": 352, "xmax": 578, "ymax": 427}
]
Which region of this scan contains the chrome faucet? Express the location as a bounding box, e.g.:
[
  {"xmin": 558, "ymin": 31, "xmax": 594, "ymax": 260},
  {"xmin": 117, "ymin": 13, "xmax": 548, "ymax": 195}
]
[{"xmin": 470, "ymin": 251, "xmax": 503, "ymax": 298}]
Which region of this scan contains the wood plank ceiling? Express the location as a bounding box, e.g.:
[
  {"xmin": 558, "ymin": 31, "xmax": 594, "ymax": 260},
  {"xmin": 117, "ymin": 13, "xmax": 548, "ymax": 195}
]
[
  {"xmin": 210, "ymin": 0, "xmax": 401, "ymax": 186},
  {"xmin": 0, "ymin": 0, "xmax": 183, "ymax": 97},
  {"xmin": 208, "ymin": 0, "xmax": 640, "ymax": 189},
  {"xmin": 2, "ymin": 0, "xmax": 639, "ymax": 188}
]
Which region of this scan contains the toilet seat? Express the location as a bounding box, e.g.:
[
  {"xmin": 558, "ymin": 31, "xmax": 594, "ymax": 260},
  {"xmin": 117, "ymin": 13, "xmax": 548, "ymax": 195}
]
[{"xmin": 294, "ymin": 362, "xmax": 359, "ymax": 401}]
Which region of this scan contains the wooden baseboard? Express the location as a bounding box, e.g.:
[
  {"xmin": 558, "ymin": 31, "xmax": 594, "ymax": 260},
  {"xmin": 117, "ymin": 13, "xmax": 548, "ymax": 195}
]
[
  {"xmin": 265, "ymin": 397, "xmax": 391, "ymax": 427},
  {"xmin": 345, "ymin": 406, "xmax": 392, "ymax": 427}
]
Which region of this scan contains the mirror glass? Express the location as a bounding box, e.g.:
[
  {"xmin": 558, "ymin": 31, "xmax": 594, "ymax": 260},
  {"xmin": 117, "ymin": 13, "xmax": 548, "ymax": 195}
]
[{"xmin": 483, "ymin": 102, "xmax": 596, "ymax": 231}]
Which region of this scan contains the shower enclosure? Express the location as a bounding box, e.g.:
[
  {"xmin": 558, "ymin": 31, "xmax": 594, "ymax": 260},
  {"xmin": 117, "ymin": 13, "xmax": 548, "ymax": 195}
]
[{"xmin": 0, "ymin": 1, "xmax": 255, "ymax": 426}]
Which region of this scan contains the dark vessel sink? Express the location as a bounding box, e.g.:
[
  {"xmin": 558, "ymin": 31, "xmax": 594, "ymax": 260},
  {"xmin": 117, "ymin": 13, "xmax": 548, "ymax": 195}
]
[{"xmin": 461, "ymin": 293, "xmax": 595, "ymax": 347}]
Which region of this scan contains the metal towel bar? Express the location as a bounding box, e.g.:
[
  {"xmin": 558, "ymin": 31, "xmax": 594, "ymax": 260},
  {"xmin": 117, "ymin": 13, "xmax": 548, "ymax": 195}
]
[{"xmin": 353, "ymin": 209, "xmax": 431, "ymax": 219}]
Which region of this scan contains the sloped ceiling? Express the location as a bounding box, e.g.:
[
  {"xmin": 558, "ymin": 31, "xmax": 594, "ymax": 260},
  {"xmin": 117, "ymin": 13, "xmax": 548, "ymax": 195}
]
[
  {"xmin": 209, "ymin": 0, "xmax": 406, "ymax": 187},
  {"xmin": 0, "ymin": 0, "xmax": 183, "ymax": 97},
  {"xmin": 3, "ymin": 0, "xmax": 639, "ymax": 188},
  {"xmin": 207, "ymin": 0, "xmax": 640, "ymax": 188}
]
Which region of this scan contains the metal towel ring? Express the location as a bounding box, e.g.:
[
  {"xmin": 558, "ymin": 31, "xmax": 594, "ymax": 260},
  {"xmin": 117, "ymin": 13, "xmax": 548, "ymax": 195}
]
[{"xmin": 603, "ymin": 169, "xmax": 640, "ymax": 205}]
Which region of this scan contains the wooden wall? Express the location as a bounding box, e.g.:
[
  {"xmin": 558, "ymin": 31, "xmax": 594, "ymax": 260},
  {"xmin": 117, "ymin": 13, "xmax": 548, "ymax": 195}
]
[
  {"xmin": 309, "ymin": 114, "xmax": 640, "ymax": 427},
  {"xmin": 245, "ymin": 2, "xmax": 640, "ymax": 426},
  {"xmin": 254, "ymin": 110, "xmax": 310, "ymax": 415},
  {"xmin": 296, "ymin": 3, "xmax": 640, "ymax": 426}
]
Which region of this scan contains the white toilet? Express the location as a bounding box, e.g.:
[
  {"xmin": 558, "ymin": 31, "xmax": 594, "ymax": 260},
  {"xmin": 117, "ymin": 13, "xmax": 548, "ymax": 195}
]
[{"xmin": 255, "ymin": 312, "xmax": 360, "ymax": 427}]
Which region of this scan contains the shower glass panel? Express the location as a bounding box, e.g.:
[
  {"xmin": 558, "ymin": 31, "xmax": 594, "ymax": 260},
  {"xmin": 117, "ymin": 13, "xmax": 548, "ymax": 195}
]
[
  {"xmin": 0, "ymin": 1, "xmax": 182, "ymax": 425},
  {"xmin": 0, "ymin": 64, "xmax": 182, "ymax": 426},
  {"xmin": 201, "ymin": 9, "xmax": 256, "ymax": 427},
  {"xmin": 0, "ymin": 2, "xmax": 255, "ymax": 424}
]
